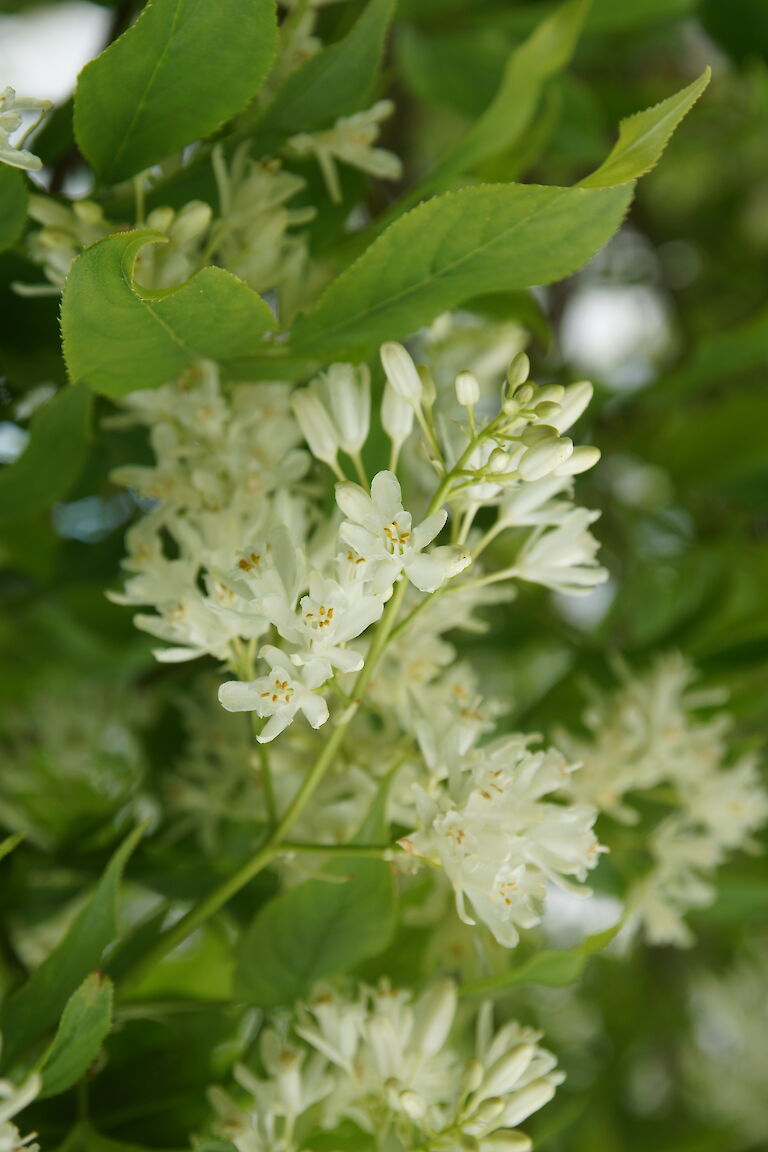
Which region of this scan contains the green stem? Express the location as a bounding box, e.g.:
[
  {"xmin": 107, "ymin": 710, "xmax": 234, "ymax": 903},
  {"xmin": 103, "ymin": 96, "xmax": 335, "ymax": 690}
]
[{"xmin": 280, "ymin": 841, "xmax": 394, "ymax": 858}]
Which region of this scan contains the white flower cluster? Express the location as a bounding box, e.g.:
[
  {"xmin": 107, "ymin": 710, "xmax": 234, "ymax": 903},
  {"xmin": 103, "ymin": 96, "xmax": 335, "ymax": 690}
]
[
  {"xmin": 402, "ymin": 736, "xmax": 601, "ymax": 947},
  {"xmin": 110, "ymin": 335, "xmax": 608, "ymax": 940},
  {"xmin": 0, "ymin": 86, "xmax": 49, "ymax": 172},
  {"xmin": 211, "ymin": 980, "xmax": 562, "ymax": 1152},
  {"xmin": 17, "ymin": 148, "xmax": 310, "ymax": 309},
  {"xmin": 286, "ymin": 100, "xmax": 402, "ymax": 203},
  {"xmin": 0, "ymin": 1038, "xmax": 40, "ymax": 1152},
  {"xmin": 556, "ymin": 654, "xmax": 768, "ymax": 946}
]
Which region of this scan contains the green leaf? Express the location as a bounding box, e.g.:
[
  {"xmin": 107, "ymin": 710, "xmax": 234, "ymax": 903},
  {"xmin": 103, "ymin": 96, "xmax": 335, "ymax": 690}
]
[
  {"xmin": 235, "ymin": 857, "xmax": 397, "ymax": 1007},
  {"xmin": 61, "ymin": 231, "xmax": 278, "ymax": 396},
  {"xmin": 39, "ymin": 972, "xmax": 113, "ymax": 1098},
  {"xmin": 429, "ymin": 0, "xmax": 590, "ymax": 184},
  {"xmin": 580, "ymin": 68, "xmax": 711, "ymax": 188},
  {"xmin": 461, "ymin": 921, "xmax": 622, "ymax": 996},
  {"xmin": 0, "ymin": 385, "xmax": 92, "ymax": 525},
  {"xmin": 0, "ymin": 832, "xmax": 24, "ymax": 862},
  {"xmin": 291, "ymin": 181, "xmax": 632, "ymax": 358},
  {"xmin": 0, "ymin": 165, "xmax": 27, "ymax": 252},
  {"xmin": 74, "ymin": 0, "xmax": 279, "ymax": 184},
  {"xmin": 0, "ymin": 824, "xmax": 144, "ymax": 1065},
  {"xmin": 253, "ymin": 0, "xmax": 394, "ymax": 149}
]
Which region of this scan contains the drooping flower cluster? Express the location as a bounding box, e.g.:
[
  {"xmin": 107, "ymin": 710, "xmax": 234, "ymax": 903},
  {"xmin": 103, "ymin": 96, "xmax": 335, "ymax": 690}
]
[
  {"xmin": 210, "ymin": 980, "xmax": 562, "ymax": 1152},
  {"xmin": 556, "ymin": 654, "xmax": 768, "ymax": 945},
  {"xmin": 402, "ymin": 736, "xmax": 601, "ymax": 947}
]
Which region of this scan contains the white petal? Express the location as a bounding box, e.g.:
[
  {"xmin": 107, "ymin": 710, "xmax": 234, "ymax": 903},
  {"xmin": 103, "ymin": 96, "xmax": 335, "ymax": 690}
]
[
  {"xmin": 370, "ymin": 470, "xmax": 403, "ymax": 520},
  {"xmin": 218, "ymin": 680, "xmax": 260, "ymax": 712},
  {"xmin": 336, "ymin": 480, "xmax": 371, "ymax": 523},
  {"xmin": 411, "ymin": 508, "xmax": 447, "ymax": 550},
  {"xmin": 301, "ymin": 692, "xmax": 330, "ymax": 729},
  {"xmin": 403, "ymin": 551, "xmax": 451, "ymax": 593}
]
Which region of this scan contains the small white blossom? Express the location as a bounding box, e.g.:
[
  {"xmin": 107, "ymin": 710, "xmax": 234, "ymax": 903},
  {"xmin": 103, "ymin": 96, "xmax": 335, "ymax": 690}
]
[
  {"xmin": 269, "ymin": 570, "xmax": 385, "ymax": 673},
  {"xmin": 513, "ymin": 507, "xmax": 608, "ymax": 595},
  {"xmin": 218, "ymin": 645, "xmax": 331, "ymax": 741},
  {"xmin": 292, "ymin": 363, "xmax": 371, "ymax": 464},
  {"xmin": 380, "ymin": 341, "xmax": 423, "ymax": 405},
  {"xmin": 336, "ymin": 470, "xmax": 466, "ymax": 594}
]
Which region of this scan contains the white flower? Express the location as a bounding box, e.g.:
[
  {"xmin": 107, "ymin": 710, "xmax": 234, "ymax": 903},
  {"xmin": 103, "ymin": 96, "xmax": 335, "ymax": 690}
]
[
  {"xmin": 380, "ymin": 341, "xmax": 423, "ymax": 405},
  {"xmin": 336, "ymin": 470, "xmax": 466, "ymax": 594},
  {"xmin": 404, "ymin": 736, "xmax": 601, "ymax": 947},
  {"xmin": 513, "ymin": 507, "xmax": 608, "ymax": 595},
  {"xmin": 268, "ymin": 570, "xmax": 385, "ymax": 673},
  {"xmin": 286, "ymin": 100, "xmax": 402, "ymax": 202},
  {"xmin": 292, "ymin": 363, "xmax": 371, "ymax": 465},
  {"xmin": 212, "ymin": 144, "xmax": 314, "ymax": 310},
  {"xmin": 0, "ymin": 86, "xmax": 49, "ymax": 171},
  {"xmin": 218, "ymin": 645, "xmax": 330, "ymax": 742},
  {"xmin": 381, "ymin": 378, "xmax": 415, "ymax": 464}
]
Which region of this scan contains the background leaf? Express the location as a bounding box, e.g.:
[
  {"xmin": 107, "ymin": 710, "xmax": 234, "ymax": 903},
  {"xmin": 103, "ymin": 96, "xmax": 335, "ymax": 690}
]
[
  {"xmin": 61, "ymin": 232, "xmax": 278, "ymax": 396},
  {"xmin": 581, "ymin": 68, "xmax": 710, "ymax": 187},
  {"xmin": 39, "ymin": 972, "xmax": 114, "ymax": 1098},
  {"xmin": 0, "ymin": 385, "xmax": 92, "ymax": 525},
  {"xmin": 0, "ymin": 824, "xmax": 143, "ymax": 1065},
  {"xmin": 0, "ymin": 166, "xmax": 27, "ymax": 251},
  {"xmin": 291, "ymin": 182, "xmax": 632, "ymax": 358},
  {"xmin": 428, "ymin": 0, "xmax": 590, "ymax": 184},
  {"xmin": 234, "ymin": 857, "xmax": 397, "ymax": 1007},
  {"xmin": 74, "ymin": 0, "xmax": 279, "ymax": 183},
  {"xmin": 461, "ymin": 921, "xmax": 622, "ymax": 996}
]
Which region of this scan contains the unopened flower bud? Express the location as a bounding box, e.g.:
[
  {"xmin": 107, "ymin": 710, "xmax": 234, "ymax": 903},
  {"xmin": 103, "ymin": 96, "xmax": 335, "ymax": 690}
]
[
  {"xmin": 475, "ymin": 1045, "xmax": 535, "ymax": 1102},
  {"xmin": 327, "ymin": 362, "xmax": 371, "ymax": 455},
  {"xmin": 556, "ymin": 444, "xmax": 601, "ymax": 475},
  {"xmin": 521, "ymin": 424, "xmax": 558, "ymax": 447},
  {"xmin": 507, "ymin": 352, "xmax": 530, "ymax": 388},
  {"xmin": 380, "ymin": 341, "xmax": 422, "ymax": 404},
  {"xmin": 413, "ymin": 979, "xmax": 457, "ymax": 1056},
  {"xmin": 471, "ymin": 1096, "xmax": 506, "ymax": 1126},
  {"xmin": 551, "ymin": 379, "xmax": 593, "ymax": 432},
  {"xmin": 399, "ymin": 1090, "xmax": 426, "ymax": 1121},
  {"xmin": 480, "ymin": 1132, "xmax": 532, "ymax": 1152},
  {"xmin": 461, "ymin": 1059, "xmax": 485, "ymax": 1098},
  {"xmin": 455, "ymin": 370, "xmax": 480, "ymax": 407},
  {"xmin": 488, "ymin": 447, "xmax": 512, "ymax": 473},
  {"xmin": 291, "ymin": 390, "xmax": 339, "ymax": 466},
  {"xmin": 497, "ymin": 1078, "xmax": 556, "ymax": 1128},
  {"xmin": 513, "ymin": 383, "xmax": 535, "ymax": 406},
  {"xmin": 382, "ymin": 380, "xmax": 414, "ymax": 452},
  {"xmin": 519, "ymin": 438, "xmax": 573, "ymax": 481},
  {"xmin": 534, "ymin": 401, "xmax": 561, "ymax": 421},
  {"xmin": 535, "ymin": 384, "xmax": 565, "ymax": 405}
]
